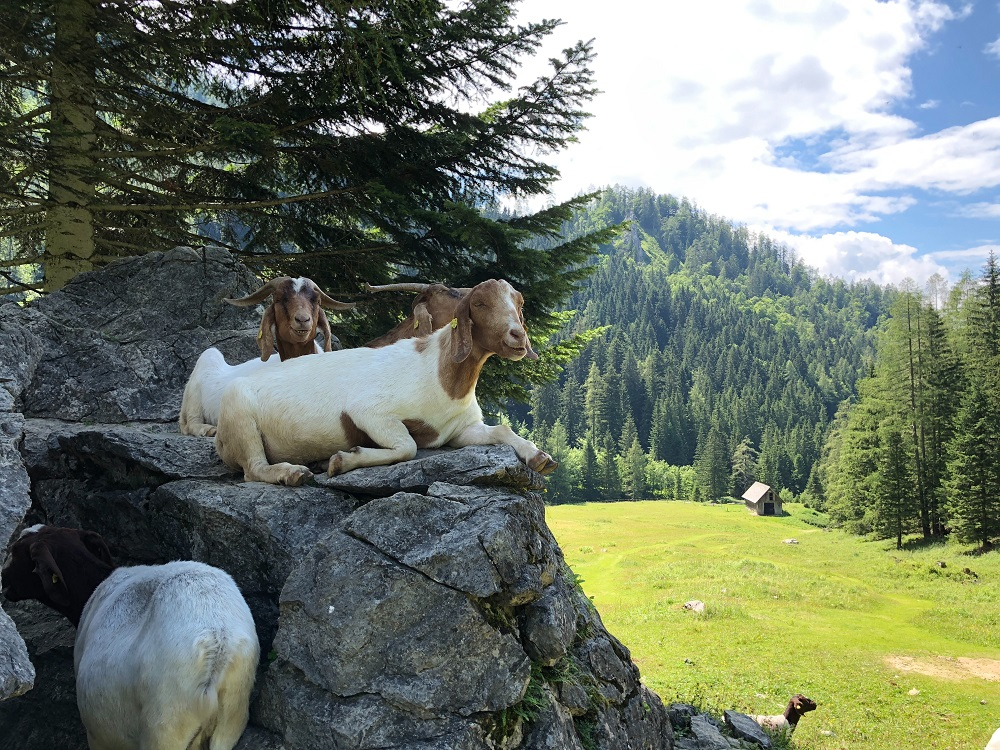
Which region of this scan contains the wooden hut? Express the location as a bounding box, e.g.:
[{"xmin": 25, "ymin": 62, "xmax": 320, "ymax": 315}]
[{"xmin": 741, "ymin": 482, "xmax": 782, "ymax": 516}]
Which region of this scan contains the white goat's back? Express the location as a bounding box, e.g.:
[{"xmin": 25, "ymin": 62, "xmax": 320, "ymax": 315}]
[
  {"xmin": 180, "ymin": 348, "xmax": 280, "ymax": 434},
  {"xmin": 75, "ymin": 561, "xmax": 258, "ymax": 750}
]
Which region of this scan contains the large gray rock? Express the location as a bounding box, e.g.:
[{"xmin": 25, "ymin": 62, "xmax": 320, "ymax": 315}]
[
  {"xmin": 0, "ymin": 412, "xmax": 34, "ymax": 702},
  {"xmin": 723, "ymin": 710, "xmax": 772, "ymax": 749},
  {"xmin": 3, "ymin": 245, "xmax": 264, "ymax": 423},
  {"xmin": 317, "ymin": 445, "xmax": 546, "ymax": 496},
  {"xmin": 0, "ymin": 247, "xmax": 675, "ymax": 749}
]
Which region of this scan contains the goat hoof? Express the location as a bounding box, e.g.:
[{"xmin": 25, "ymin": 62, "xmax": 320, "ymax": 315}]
[
  {"xmin": 327, "ymin": 453, "xmax": 345, "ymax": 476},
  {"xmin": 280, "ymin": 467, "xmax": 312, "ymax": 486},
  {"xmin": 204, "ymin": 426, "xmax": 217, "ymax": 437},
  {"xmin": 529, "ymin": 452, "xmax": 558, "ymax": 475}
]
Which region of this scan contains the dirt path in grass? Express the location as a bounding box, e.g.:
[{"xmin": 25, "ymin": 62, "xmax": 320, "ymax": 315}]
[{"xmin": 886, "ymin": 655, "xmax": 1000, "ymax": 682}]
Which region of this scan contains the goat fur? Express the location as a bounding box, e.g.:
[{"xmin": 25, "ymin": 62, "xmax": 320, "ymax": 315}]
[
  {"xmin": 2, "ymin": 526, "xmax": 258, "ymax": 750},
  {"xmin": 363, "ymin": 282, "xmax": 471, "ymax": 347},
  {"xmin": 753, "ymin": 694, "xmax": 817, "ymax": 736},
  {"xmin": 179, "ymin": 275, "xmax": 354, "ymax": 437},
  {"xmin": 214, "ymin": 278, "xmax": 557, "ymax": 485}
]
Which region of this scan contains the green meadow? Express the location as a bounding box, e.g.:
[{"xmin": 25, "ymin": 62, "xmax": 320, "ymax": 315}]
[{"xmin": 546, "ymin": 501, "xmax": 1000, "ymax": 750}]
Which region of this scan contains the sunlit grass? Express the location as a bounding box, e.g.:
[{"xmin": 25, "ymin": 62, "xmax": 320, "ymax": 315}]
[{"xmin": 547, "ymin": 500, "xmax": 1000, "ymax": 750}]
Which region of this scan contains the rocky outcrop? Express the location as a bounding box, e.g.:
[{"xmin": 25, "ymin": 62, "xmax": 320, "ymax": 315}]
[{"xmin": 0, "ymin": 248, "xmax": 674, "ymax": 749}]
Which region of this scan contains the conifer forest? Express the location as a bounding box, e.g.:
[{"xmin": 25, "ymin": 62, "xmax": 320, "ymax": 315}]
[{"xmin": 514, "ymin": 187, "xmax": 1000, "ymax": 553}]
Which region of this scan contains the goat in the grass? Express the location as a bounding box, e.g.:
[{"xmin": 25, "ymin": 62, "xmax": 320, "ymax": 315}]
[
  {"xmin": 2, "ymin": 525, "xmax": 259, "ymax": 750},
  {"xmin": 179, "ymin": 276, "xmax": 354, "ymax": 437},
  {"xmin": 753, "ymin": 694, "xmax": 817, "ymax": 737},
  {"xmin": 214, "ymin": 278, "xmax": 558, "ymax": 485}
]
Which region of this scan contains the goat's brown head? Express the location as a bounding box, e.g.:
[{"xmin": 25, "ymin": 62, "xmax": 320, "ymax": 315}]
[
  {"xmin": 227, "ymin": 277, "xmax": 355, "ymax": 361},
  {"xmin": 449, "ymin": 279, "xmax": 537, "ymax": 363},
  {"xmin": 2, "ymin": 525, "xmax": 114, "ymax": 626},
  {"xmin": 363, "ymin": 282, "xmax": 472, "ymax": 347},
  {"xmin": 787, "ymin": 694, "xmax": 818, "ymax": 717}
]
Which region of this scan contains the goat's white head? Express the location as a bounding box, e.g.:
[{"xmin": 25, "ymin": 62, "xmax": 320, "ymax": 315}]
[{"xmin": 450, "ymin": 279, "xmax": 537, "ymax": 363}]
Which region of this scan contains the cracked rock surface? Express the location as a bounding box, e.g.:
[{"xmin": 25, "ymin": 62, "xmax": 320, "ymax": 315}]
[{"xmin": 0, "ymin": 248, "xmax": 674, "ymax": 749}]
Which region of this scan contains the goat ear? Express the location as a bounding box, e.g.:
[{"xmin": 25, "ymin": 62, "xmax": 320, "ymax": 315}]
[
  {"xmin": 412, "ymin": 302, "xmax": 433, "ymax": 333},
  {"xmin": 78, "ymin": 530, "xmax": 112, "ymax": 567},
  {"xmin": 258, "ymin": 305, "xmax": 277, "ymax": 361},
  {"xmin": 520, "ymin": 309, "xmax": 539, "ymax": 360},
  {"xmin": 449, "ymin": 294, "xmax": 473, "ymax": 363},
  {"xmin": 318, "ymin": 311, "xmax": 333, "ymax": 352},
  {"xmin": 29, "ymin": 541, "xmax": 71, "ymax": 609}
]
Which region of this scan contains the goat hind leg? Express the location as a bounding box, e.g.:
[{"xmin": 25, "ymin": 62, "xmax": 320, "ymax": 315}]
[{"xmin": 328, "ymin": 421, "xmax": 418, "ymax": 475}]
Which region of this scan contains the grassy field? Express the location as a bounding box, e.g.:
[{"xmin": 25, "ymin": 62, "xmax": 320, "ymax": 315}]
[{"xmin": 545, "ymin": 500, "xmax": 1000, "ymax": 750}]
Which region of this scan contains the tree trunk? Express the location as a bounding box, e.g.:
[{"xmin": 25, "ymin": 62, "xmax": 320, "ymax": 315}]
[{"xmin": 43, "ymin": 0, "xmax": 98, "ymax": 291}]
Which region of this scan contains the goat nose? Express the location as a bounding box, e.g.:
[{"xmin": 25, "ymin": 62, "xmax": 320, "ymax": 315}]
[
  {"xmin": 294, "ymin": 313, "xmax": 311, "ymax": 324},
  {"xmin": 509, "ymin": 328, "xmax": 524, "ymax": 341}
]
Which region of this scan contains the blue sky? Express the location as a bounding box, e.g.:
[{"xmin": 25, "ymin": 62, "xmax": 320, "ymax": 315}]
[{"xmin": 516, "ymin": 0, "xmax": 1000, "ymax": 287}]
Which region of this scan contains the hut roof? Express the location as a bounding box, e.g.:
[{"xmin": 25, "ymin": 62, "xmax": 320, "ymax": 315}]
[{"xmin": 741, "ymin": 482, "xmax": 773, "ymax": 503}]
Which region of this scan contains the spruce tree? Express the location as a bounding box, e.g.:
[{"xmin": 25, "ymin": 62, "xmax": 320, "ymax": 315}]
[
  {"xmin": 944, "ymin": 372, "xmax": 1000, "ymax": 549},
  {"xmin": 1, "ymin": 0, "xmax": 601, "ymax": 305}
]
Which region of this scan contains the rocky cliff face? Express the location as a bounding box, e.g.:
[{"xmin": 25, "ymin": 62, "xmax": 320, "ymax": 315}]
[{"xmin": 0, "ymin": 248, "xmax": 673, "ymax": 750}]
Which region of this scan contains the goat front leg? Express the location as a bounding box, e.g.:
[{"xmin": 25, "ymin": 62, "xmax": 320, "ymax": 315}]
[
  {"xmin": 327, "ymin": 420, "xmax": 418, "ymax": 476},
  {"xmin": 449, "ymin": 422, "xmax": 558, "ymax": 475}
]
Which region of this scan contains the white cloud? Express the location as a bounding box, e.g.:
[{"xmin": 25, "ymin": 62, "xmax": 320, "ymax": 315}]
[
  {"xmin": 512, "ymin": 1, "xmax": 1000, "ymax": 283},
  {"xmin": 985, "ymin": 35, "xmax": 1000, "ymax": 59},
  {"xmin": 957, "ymin": 201, "xmax": 1000, "ymax": 218},
  {"xmin": 771, "ymin": 229, "xmax": 949, "ymax": 285}
]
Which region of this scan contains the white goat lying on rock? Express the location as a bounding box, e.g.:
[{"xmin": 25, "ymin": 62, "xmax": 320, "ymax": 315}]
[
  {"xmin": 179, "ymin": 276, "xmax": 354, "ymax": 437},
  {"xmin": 753, "ymin": 694, "xmax": 817, "ymax": 737},
  {"xmin": 214, "ymin": 278, "xmax": 558, "ymax": 485},
  {"xmin": 2, "ymin": 525, "xmax": 259, "ymax": 750}
]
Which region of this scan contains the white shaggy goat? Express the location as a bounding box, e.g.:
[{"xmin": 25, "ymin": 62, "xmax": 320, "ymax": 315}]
[
  {"xmin": 179, "ymin": 276, "xmax": 354, "ymax": 437},
  {"xmin": 2, "ymin": 525, "xmax": 259, "ymax": 750},
  {"xmin": 214, "ymin": 278, "xmax": 558, "ymax": 485},
  {"xmin": 753, "ymin": 694, "xmax": 817, "ymax": 737},
  {"xmin": 987, "ymin": 727, "xmax": 1000, "ymax": 750}
]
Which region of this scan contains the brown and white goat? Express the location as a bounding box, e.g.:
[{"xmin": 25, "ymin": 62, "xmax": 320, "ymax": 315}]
[
  {"xmin": 179, "ymin": 275, "xmax": 354, "ymax": 437},
  {"xmin": 214, "ymin": 278, "xmax": 558, "ymax": 486},
  {"xmin": 2, "ymin": 525, "xmax": 258, "ymax": 750},
  {"xmin": 226, "ymin": 275, "xmax": 355, "ymax": 361},
  {"xmin": 753, "ymin": 694, "xmax": 818, "ymax": 737},
  {"xmin": 363, "ymin": 282, "xmax": 472, "ymax": 347}
]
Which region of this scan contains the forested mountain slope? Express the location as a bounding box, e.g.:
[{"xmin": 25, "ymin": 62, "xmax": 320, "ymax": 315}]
[{"xmin": 518, "ymin": 187, "xmax": 894, "ymax": 503}]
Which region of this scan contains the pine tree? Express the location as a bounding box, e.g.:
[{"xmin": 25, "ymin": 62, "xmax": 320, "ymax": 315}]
[
  {"xmin": 729, "ymin": 436, "xmax": 759, "ymax": 496},
  {"xmin": 621, "ymin": 437, "xmax": 647, "ymax": 500},
  {"xmin": 543, "ymin": 420, "xmax": 576, "ymax": 504},
  {"xmin": 873, "ymin": 428, "xmax": 915, "ymax": 550},
  {"xmin": 694, "ymin": 422, "xmax": 729, "ymax": 501},
  {"xmin": 580, "ymin": 437, "xmax": 599, "ymax": 501},
  {"xmin": 2, "ymin": 0, "xmax": 601, "ymax": 298},
  {"xmin": 944, "ymin": 372, "xmax": 1000, "ymax": 549},
  {"xmin": 598, "ymin": 435, "xmax": 621, "ymax": 501}
]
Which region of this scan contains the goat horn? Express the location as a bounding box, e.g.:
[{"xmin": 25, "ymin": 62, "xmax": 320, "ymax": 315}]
[
  {"xmin": 224, "ymin": 277, "xmax": 288, "ymax": 307},
  {"xmin": 364, "ymin": 282, "xmax": 431, "ymax": 293},
  {"xmin": 317, "ymin": 289, "xmax": 356, "ymax": 311}
]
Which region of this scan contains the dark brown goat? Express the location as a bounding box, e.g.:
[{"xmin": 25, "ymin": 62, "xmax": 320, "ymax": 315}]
[
  {"xmin": 363, "ymin": 282, "xmax": 472, "ymax": 348},
  {"xmin": 2, "ymin": 525, "xmax": 113, "ymax": 626},
  {"xmin": 226, "ymin": 276, "xmax": 355, "ymax": 361}
]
